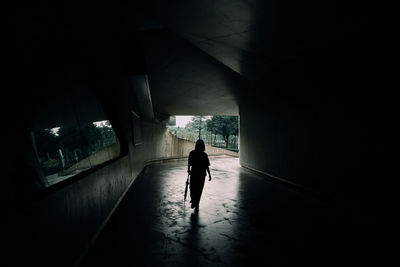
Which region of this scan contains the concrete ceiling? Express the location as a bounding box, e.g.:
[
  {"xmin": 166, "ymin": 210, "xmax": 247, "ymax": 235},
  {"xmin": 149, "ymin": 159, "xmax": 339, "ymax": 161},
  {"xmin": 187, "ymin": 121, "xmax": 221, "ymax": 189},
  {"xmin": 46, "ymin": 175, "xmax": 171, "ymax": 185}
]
[
  {"xmin": 9, "ymin": 0, "xmax": 377, "ymax": 124},
  {"xmin": 120, "ymin": 0, "xmax": 373, "ymax": 115},
  {"xmin": 124, "ymin": 0, "xmax": 364, "ymax": 78},
  {"xmin": 139, "ymin": 30, "xmax": 242, "ymax": 116}
]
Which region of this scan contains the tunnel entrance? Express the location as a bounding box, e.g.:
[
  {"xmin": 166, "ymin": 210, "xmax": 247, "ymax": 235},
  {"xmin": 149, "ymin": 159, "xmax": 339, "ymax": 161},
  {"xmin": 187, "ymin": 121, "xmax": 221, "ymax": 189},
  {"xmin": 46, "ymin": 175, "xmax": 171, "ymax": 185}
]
[{"xmin": 167, "ymin": 115, "xmax": 239, "ymax": 154}]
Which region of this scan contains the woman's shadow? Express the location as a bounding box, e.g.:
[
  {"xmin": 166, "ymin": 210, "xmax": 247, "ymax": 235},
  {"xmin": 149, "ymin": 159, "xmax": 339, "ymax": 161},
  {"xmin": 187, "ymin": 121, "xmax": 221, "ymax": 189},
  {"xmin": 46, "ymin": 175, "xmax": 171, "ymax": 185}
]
[{"xmin": 182, "ymin": 212, "xmax": 202, "ymax": 266}]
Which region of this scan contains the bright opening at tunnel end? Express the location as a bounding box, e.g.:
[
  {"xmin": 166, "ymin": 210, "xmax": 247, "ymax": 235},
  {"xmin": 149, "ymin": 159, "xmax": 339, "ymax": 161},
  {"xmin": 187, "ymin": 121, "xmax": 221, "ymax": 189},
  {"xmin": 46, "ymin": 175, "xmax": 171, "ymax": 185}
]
[{"xmin": 168, "ymin": 115, "xmax": 239, "ymax": 153}]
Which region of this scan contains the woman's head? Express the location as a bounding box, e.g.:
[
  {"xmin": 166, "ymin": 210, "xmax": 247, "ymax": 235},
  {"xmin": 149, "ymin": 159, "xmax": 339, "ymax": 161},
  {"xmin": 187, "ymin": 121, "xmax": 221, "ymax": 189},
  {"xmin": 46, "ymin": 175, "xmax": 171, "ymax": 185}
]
[{"xmin": 195, "ymin": 139, "xmax": 205, "ymax": 152}]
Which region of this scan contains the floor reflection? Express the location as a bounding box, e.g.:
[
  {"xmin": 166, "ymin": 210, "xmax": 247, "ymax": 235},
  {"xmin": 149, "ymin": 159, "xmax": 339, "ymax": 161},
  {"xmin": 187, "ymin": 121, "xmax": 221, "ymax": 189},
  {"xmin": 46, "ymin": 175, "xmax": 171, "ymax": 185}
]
[
  {"xmin": 155, "ymin": 156, "xmax": 242, "ymax": 266},
  {"xmin": 82, "ymin": 155, "xmax": 338, "ymax": 267}
]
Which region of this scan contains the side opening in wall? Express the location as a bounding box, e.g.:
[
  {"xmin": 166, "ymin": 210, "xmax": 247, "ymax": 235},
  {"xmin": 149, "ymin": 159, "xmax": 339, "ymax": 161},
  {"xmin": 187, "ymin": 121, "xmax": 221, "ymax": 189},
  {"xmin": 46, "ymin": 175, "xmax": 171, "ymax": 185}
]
[{"xmin": 32, "ymin": 120, "xmax": 120, "ymax": 187}]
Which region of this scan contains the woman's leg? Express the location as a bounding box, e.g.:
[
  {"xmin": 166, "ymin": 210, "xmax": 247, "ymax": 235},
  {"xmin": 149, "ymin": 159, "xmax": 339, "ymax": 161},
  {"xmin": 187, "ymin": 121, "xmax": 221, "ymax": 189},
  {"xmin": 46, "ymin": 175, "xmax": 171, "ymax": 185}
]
[
  {"xmin": 196, "ymin": 177, "xmax": 206, "ymax": 207},
  {"xmin": 189, "ymin": 177, "xmax": 198, "ymax": 208},
  {"xmin": 190, "ymin": 175, "xmax": 204, "ymax": 208}
]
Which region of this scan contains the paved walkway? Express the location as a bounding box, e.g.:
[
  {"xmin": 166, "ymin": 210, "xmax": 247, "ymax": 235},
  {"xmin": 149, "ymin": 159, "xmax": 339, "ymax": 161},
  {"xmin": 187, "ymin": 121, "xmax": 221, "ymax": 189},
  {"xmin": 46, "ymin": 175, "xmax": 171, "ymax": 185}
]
[{"xmin": 80, "ymin": 156, "xmax": 373, "ymax": 267}]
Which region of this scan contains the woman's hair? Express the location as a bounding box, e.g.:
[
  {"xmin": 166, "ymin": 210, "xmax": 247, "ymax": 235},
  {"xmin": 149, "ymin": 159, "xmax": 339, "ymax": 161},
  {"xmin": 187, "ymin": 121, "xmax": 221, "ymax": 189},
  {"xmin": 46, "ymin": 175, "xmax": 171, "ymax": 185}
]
[{"xmin": 195, "ymin": 139, "xmax": 205, "ymax": 152}]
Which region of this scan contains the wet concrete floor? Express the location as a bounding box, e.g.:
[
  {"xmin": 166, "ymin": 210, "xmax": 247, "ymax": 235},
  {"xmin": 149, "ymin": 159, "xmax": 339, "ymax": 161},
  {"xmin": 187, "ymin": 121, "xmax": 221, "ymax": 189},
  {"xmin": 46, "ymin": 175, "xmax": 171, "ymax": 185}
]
[{"xmin": 80, "ymin": 156, "xmax": 377, "ymax": 267}]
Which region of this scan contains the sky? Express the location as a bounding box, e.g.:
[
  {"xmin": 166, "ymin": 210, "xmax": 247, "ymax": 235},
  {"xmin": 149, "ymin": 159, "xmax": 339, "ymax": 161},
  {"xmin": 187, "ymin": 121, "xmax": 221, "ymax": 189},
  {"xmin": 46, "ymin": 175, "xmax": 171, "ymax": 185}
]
[
  {"xmin": 50, "ymin": 120, "xmax": 110, "ymax": 136},
  {"xmin": 175, "ymin": 116, "xmax": 193, "ymax": 127}
]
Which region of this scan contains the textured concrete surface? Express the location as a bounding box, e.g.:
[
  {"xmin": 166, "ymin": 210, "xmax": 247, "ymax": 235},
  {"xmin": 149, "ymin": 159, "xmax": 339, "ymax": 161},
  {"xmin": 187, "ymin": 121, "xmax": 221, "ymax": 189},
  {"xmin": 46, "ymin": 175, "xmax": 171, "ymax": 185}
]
[{"xmin": 81, "ymin": 156, "xmax": 378, "ymax": 267}]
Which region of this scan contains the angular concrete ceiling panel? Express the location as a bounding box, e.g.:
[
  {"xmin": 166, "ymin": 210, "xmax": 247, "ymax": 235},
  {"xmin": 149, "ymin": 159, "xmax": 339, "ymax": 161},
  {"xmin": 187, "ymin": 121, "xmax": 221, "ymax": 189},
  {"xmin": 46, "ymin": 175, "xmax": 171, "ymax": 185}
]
[{"xmin": 138, "ymin": 30, "xmax": 243, "ymax": 116}]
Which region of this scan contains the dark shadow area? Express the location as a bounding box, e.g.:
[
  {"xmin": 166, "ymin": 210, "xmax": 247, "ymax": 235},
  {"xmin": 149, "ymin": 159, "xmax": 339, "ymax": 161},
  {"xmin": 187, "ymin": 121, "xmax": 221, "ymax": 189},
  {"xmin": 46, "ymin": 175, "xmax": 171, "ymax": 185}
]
[
  {"xmin": 79, "ymin": 165, "xmax": 166, "ymax": 267},
  {"xmin": 182, "ymin": 213, "xmax": 201, "ymax": 267},
  {"xmin": 234, "ymin": 169, "xmax": 381, "ymax": 267}
]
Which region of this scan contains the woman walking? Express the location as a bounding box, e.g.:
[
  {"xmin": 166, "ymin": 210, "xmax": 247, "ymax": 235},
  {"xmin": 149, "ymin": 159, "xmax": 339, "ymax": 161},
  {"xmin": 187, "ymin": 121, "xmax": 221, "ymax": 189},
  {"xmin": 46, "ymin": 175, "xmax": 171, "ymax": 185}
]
[{"xmin": 187, "ymin": 139, "xmax": 212, "ymax": 211}]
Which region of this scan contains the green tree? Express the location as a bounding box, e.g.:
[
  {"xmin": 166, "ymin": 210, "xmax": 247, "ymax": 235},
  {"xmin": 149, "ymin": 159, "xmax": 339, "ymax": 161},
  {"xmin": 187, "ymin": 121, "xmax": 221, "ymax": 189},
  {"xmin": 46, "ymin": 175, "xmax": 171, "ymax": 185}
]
[
  {"xmin": 186, "ymin": 116, "xmax": 206, "ymax": 140},
  {"xmin": 33, "ymin": 128, "xmax": 59, "ymax": 160},
  {"xmin": 208, "ymin": 116, "xmax": 238, "ymax": 148},
  {"xmin": 168, "ymin": 116, "xmax": 238, "ymax": 147},
  {"xmin": 57, "ymin": 122, "xmax": 103, "ymax": 166},
  {"xmin": 206, "ymin": 119, "xmax": 217, "ymax": 145}
]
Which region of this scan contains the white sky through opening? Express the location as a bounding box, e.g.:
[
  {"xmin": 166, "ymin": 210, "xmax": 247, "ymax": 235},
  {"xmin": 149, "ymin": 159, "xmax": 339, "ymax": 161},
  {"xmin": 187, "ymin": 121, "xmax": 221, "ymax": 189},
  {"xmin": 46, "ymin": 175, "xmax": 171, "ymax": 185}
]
[
  {"xmin": 50, "ymin": 120, "xmax": 111, "ymax": 136},
  {"xmin": 175, "ymin": 116, "xmax": 193, "ymax": 127}
]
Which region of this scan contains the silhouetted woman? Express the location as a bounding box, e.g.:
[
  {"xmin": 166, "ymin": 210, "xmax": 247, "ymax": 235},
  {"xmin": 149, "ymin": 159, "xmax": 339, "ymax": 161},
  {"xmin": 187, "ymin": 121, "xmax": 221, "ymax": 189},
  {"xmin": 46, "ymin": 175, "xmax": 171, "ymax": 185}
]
[{"xmin": 187, "ymin": 139, "xmax": 212, "ymax": 211}]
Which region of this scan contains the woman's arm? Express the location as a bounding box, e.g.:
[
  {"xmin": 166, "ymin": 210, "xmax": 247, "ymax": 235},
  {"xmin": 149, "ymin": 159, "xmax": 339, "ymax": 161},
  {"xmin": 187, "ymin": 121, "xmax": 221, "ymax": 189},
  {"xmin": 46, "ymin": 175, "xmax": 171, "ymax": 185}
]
[{"xmin": 207, "ymin": 167, "xmax": 212, "ymax": 181}]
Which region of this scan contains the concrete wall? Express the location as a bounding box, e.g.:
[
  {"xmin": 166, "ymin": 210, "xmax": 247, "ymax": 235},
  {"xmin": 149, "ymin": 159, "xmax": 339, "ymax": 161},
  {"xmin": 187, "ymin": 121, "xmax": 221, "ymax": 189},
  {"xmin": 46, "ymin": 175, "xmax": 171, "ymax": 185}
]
[
  {"xmin": 6, "ymin": 120, "xmax": 180, "ymax": 267},
  {"xmin": 5, "ymin": 114, "xmax": 236, "ymax": 267},
  {"xmin": 3, "ymin": 47, "xmax": 211, "ymax": 266},
  {"xmin": 239, "ymin": 85, "xmax": 383, "ymax": 208},
  {"xmin": 59, "ymin": 142, "xmax": 121, "ymax": 176},
  {"xmin": 161, "ymin": 131, "xmax": 239, "ymax": 161}
]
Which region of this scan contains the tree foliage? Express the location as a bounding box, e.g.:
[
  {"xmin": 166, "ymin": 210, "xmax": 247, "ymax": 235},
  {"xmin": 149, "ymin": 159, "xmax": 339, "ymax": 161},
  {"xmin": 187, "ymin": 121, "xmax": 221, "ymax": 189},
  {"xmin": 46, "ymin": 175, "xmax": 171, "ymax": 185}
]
[
  {"xmin": 185, "ymin": 116, "xmax": 206, "ymax": 140},
  {"xmin": 34, "ymin": 121, "xmax": 117, "ymax": 170},
  {"xmin": 168, "ymin": 116, "xmax": 239, "ymax": 149},
  {"xmin": 34, "ymin": 128, "xmax": 59, "ymax": 156},
  {"xmin": 207, "ymin": 116, "xmax": 238, "ymax": 147}
]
